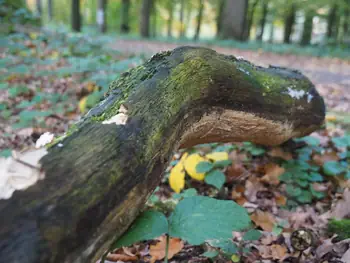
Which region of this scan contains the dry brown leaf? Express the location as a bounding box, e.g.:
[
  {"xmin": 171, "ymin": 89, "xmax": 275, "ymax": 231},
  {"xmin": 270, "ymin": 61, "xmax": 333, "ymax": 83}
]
[
  {"xmin": 259, "ymin": 244, "xmax": 288, "ymax": 260},
  {"xmin": 250, "ymin": 210, "xmax": 276, "ymax": 232},
  {"xmin": 149, "ymin": 236, "xmax": 184, "ymax": 263},
  {"xmin": 313, "ymin": 151, "xmax": 339, "ymax": 166},
  {"xmin": 275, "ymin": 194, "xmax": 287, "ymax": 206},
  {"xmin": 227, "ymin": 163, "xmax": 246, "ymax": 181},
  {"xmin": 268, "ymin": 147, "xmax": 293, "ymax": 161},
  {"xmin": 106, "ymin": 252, "xmax": 138, "ymax": 262},
  {"xmin": 245, "ymin": 177, "xmax": 265, "ymax": 202},
  {"xmin": 260, "ymin": 163, "xmax": 285, "ymax": 186},
  {"xmin": 331, "ymin": 188, "xmax": 350, "ymax": 219}
]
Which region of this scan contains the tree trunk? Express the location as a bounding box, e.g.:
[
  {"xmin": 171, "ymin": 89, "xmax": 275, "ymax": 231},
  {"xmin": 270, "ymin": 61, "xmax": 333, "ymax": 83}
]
[
  {"xmin": 71, "ymin": 0, "xmax": 81, "ymax": 32},
  {"xmin": 97, "ymin": 0, "xmax": 107, "ymax": 33},
  {"xmin": 256, "ymin": 0, "xmax": 268, "ymax": 41},
  {"xmin": 343, "ymin": 5, "xmax": 350, "ymax": 43},
  {"xmin": 269, "ymin": 16, "xmax": 275, "ymax": 43},
  {"xmin": 47, "ymin": 0, "xmax": 53, "ymax": 20},
  {"xmin": 120, "ymin": 0, "xmax": 130, "ymax": 34},
  {"xmin": 140, "ymin": 0, "xmax": 153, "ymax": 38},
  {"xmin": 300, "ymin": 10, "xmax": 313, "ymax": 46},
  {"xmin": 327, "ymin": 3, "xmax": 338, "ymax": 39},
  {"xmin": 245, "ymin": 0, "xmax": 260, "ymax": 41},
  {"xmin": 36, "ymin": 0, "xmax": 42, "ymax": 16},
  {"xmin": 283, "ymin": 3, "xmax": 296, "ymax": 44},
  {"xmin": 216, "ymin": 0, "xmax": 225, "ymax": 37},
  {"xmin": 151, "ymin": 0, "xmax": 157, "ymax": 38},
  {"xmin": 193, "ymin": 0, "xmax": 204, "ymax": 41},
  {"xmin": 220, "ymin": 0, "xmax": 248, "ymax": 40},
  {"xmin": 0, "ymin": 46, "xmax": 325, "ymax": 263},
  {"xmin": 184, "ymin": 2, "xmax": 193, "ymax": 37},
  {"xmin": 166, "ymin": 0, "xmax": 173, "ymax": 38},
  {"xmin": 179, "ymin": 0, "xmax": 185, "ymax": 38}
]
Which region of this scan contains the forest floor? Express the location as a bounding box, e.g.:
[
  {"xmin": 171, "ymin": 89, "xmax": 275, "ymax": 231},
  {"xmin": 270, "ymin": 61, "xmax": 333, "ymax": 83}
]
[{"xmin": 0, "ymin": 31, "xmax": 350, "ymax": 263}]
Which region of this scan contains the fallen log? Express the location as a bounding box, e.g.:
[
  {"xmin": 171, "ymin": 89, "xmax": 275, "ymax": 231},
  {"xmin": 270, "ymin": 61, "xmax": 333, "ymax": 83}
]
[{"xmin": 0, "ymin": 46, "xmax": 325, "ymax": 263}]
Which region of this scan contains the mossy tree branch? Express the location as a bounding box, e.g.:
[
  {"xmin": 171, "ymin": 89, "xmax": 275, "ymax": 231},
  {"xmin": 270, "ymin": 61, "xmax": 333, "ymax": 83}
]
[{"xmin": 0, "ymin": 47, "xmax": 325, "ymax": 263}]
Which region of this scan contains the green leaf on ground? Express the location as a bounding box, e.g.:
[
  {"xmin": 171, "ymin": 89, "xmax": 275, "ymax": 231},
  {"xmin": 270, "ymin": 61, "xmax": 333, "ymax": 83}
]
[
  {"xmin": 205, "ymin": 170, "xmax": 226, "ymax": 189},
  {"xmin": 323, "ymin": 161, "xmax": 346, "ymax": 176},
  {"xmin": 112, "ymin": 211, "xmax": 168, "ymax": 249},
  {"xmin": 196, "ymin": 161, "xmax": 214, "ymax": 173},
  {"xmin": 169, "ymin": 196, "xmax": 250, "ymax": 245},
  {"xmin": 243, "ymin": 229, "xmax": 262, "ymax": 241}
]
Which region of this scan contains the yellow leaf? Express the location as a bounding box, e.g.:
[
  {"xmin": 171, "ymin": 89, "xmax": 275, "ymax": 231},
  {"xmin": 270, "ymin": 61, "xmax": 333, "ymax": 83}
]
[
  {"xmin": 231, "ymin": 254, "xmax": 240, "ymax": 262},
  {"xmin": 29, "ymin": 33, "xmax": 37, "ymax": 40},
  {"xmin": 326, "ymin": 115, "xmax": 337, "ymax": 122},
  {"xmin": 205, "ymin": 152, "xmax": 229, "ymax": 162},
  {"xmin": 184, "ymin": 154, "xmax": 206, "ymax": 181},
  {"xmin": 79, "ymin": 96, "xmax": 88, "ymax": 113},
  {"xmin": 169, "ymin": 162, "xmax": 185, "ymax": 193}
]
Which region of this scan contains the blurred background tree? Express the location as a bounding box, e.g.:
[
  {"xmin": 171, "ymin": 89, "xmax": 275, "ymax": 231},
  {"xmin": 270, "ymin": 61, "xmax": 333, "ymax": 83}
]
[{"xmin": 9, "ymin": 0, "xmax": 350, "ymax": 47}]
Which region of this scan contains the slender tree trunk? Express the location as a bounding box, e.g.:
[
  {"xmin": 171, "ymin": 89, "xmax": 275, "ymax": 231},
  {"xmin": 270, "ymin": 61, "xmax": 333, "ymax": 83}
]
[
  {"xmin": 120, "ymin": 0, "xmax": 130, "ymax": 33},
  {"xmin": 152, "ymin": 0, "xmax": 157, "ymax": 38},
  {"xmin": 220, "ymin": 0, "xmax": 248, "ymax": 41},
  {"xmin": 300, "ymin": 11, "xmax": 313, "ymax": 46},
  {"xmin": 47, "ymin": 0, "xmax": 53, "ymax": 20},
  {"xmin": 179, "ymin": 0, "xmax": 185, "ymax": 38},
  {"xmin": 256, "ymin": 0, "xmax": 268, "ymax": 41},
  {"xmin": 184, "ymin": 2, "xmax": 193, "ymax": 37},
  {"xmin": 97, "ymin": 0, "xmax": 107, "ymax": 33},
  {"xmin": 140, "ymin": 0, "xmax": 153, "ymax": 38},
  {"xmin": 166, "ymin": 1, "xmax": 173, "ymax": 37},
  {"xmin": 216, "ymin": 0, "xmax": 225, "ymax": 37},
  {"xmin": 268, "ymin": 15, "xmax": 275, "ymax": 43},
  {"xmin": 71, "ymin": 0, "xmax": 81, "ymax": 32},
  {"xmin": 36, "ymin": 0, "xmax": 42, "ymax": 16},
  {"xmin": 283, "ymin": 3, "xmax": 296, "ymax": 44},
  {"xmin": 327, "ymin": 4, "xmax": 338, "ymax": 39},
  {"xmin": 193, "ymin": 0, "xmax": 204, "ymax": 41},
  {"xmin": 245, "ymin": 0, "xmax": 260, "ymax": 40}
]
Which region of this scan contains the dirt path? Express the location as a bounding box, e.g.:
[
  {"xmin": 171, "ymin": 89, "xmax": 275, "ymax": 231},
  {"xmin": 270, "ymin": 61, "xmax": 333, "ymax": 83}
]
[{"xmin": 111, "ymin": 39, "xmax": 350, "ymax": 113}]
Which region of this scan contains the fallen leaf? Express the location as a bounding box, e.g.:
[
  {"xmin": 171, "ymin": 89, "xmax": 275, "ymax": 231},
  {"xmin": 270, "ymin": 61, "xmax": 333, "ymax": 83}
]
[
  {"xmin": 261, "ymin": 163, "xmax": 285, "ymax": 185},
  {"xmin": 205, "ymin": 151, "xmax": 229, "ymax": 162},
  {"xmin": 79, "ymin": 96, "xmax": 88, "ymax": 113},
  {"xmin": 268, "ymin": 147, "xmax": 293, "ymax": 160},
  {"xmin": 313, "ymin": 151, "xmax": 339, "ymax": 166},
  {"xmin": 250, "ymin": 210, "xmax": 276, "ymax": 232},
  {"xmin": 275, "ymin": 194, "xmax": 287, "ymax": 206},
  {"xmin": 184, "ymin": 154, "xmax": 206, "ymax": 181},
  {"xmin": 169, "ymin": 162, "xmax": 186, "ymax": 193},
  {"xmin": 259, "ymin": 244, "xmax": 288, "ymax": 260},
  {"xmin": 149, "ymin": 236, "xmax": 184, "ymax": 263},
  {"xmin": 106, "ymin": 252, "xmax": 138, "ymax": 262},
  {"xmin": 331, "ymin": 188, "xmax": 350, "ymax": 219}
]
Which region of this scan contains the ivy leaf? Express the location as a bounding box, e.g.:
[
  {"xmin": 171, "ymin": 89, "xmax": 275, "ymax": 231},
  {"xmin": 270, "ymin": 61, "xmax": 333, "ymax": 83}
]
[
  {"xmin": 243, "ymin": 229, "xmax": 262, "ymax": 241},
  {"xmin": 205, "ymin": 170, "xmax": 226, "ymax": 189},
  {"xmin": 323, "ymin": 161, "xmax": 346, "ymax": 176},
  {"xmin": 196, "ymin": 161, "xmax": 214, "ymax": 173},
  {"xmin": 169, "ymin": 196, "xmax": 250, "ymax": 245},
  {"xmin": 111, "ymin": 211, "xmax": 168, "ymax": 249}
]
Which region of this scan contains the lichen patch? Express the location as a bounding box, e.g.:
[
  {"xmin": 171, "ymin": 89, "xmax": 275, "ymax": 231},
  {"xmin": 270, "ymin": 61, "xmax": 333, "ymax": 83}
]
[{"xmin": 0, "ymin": 148, "xmax": 47, "ymax": 200}]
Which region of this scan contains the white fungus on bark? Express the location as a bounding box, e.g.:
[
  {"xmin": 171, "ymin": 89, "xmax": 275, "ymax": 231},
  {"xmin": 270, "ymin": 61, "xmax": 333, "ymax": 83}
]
[
  {"xmin": 0, "ymin": 148, "xmax": 47, "ymax": 200},
  {"xmin": 102, "ymin": 104, "xmax": 129, "ymax": 125}
]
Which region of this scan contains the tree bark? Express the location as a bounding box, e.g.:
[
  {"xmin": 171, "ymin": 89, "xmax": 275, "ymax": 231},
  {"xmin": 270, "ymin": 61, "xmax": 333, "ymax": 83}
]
[
  {"xmin": 216, "ymin": 0, "xmax": 225, "ymax": 37},
  {"xmin": 0, "ymin": 47, "xmax": 325, "ymax": 263},
  {"xmin": 327, "ymin": 3, "xmax": 338, "ymax": 39},
  {"xmin": 120, "ymin": 0, "xmax": 130, "ymax": 34},
  {"xmin": 245, "ymin": 0, "xmax": 260, "ymax": 41},
  {"xmin": 179, "ymin": 0, "xmax": 185, "ymax": 38},
  {"xmin": 193, "ymin": 0, "xmax": 204, "ymax": 41},
  {"xmin": 256, "ymin": 0, "xmax": 268, "ymax": 41},
  {"xmin": 166, "ymin": 0, "xmax": 173, "ymax": 38},
  {"xmin": 97, "ymin": 0, "xmax": 107, "ymax": 33},
  {"xmin": 71, "ymin": 0, "xmax": 81, "ymax": 32},
  {"xmin": 220, "ymin": 0, "xmax": 248, "ymax": 41},
  {"xmin": 283, "ymin": 3, "xmax": 296, "ymax": 44},
  {"xmin": 47, "ymin": 0, "xmax": 53, "ymax": 21},
  {"xmin": 300, "ymin": 11, "xmax": 313, "ymax": 46},
  {"xmin": 36, "ymin": 0, "xmax": 42, "ymax": 16},
  {"xmin": 140, "ymin": 0, "xmax": 153, "ymax": 38}
]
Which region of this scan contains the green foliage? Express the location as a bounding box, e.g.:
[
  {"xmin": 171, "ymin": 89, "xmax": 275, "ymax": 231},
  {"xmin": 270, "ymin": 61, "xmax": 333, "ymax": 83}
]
[
  {"xmin": 243, "ymin": 229, "xmax": 262, "ymax": 241},
  {"xmin": 240, "ymin": 142, "xmax": 266, "ymax": 156},
  {"xmin": 323, "ymin": 161, "xmax": 347, "ymax": 176},
  {"xmin": 328, "ymin": 219, "xmax": 350, "ymax": 240},
  {"xmin": 196, "ymin": 161, "xmax": 214, "ymax": 173},
  {"xmin": 204, "ymin": 170, "xmax": 226, "ymax": 189},
  {"xmin": 112, "ymin": 196, "xmax": 251, "ymax": 255},
  {"xmin": 202, "ymin": 250, "xmax": 219, "ymax": 258}
]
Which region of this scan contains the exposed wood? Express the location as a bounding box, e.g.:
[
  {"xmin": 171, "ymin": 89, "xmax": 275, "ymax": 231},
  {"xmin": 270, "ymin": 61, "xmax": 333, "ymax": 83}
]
[{"xmin": 0, "ymin": 47, "xmax": 325, "ymax": 263}]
